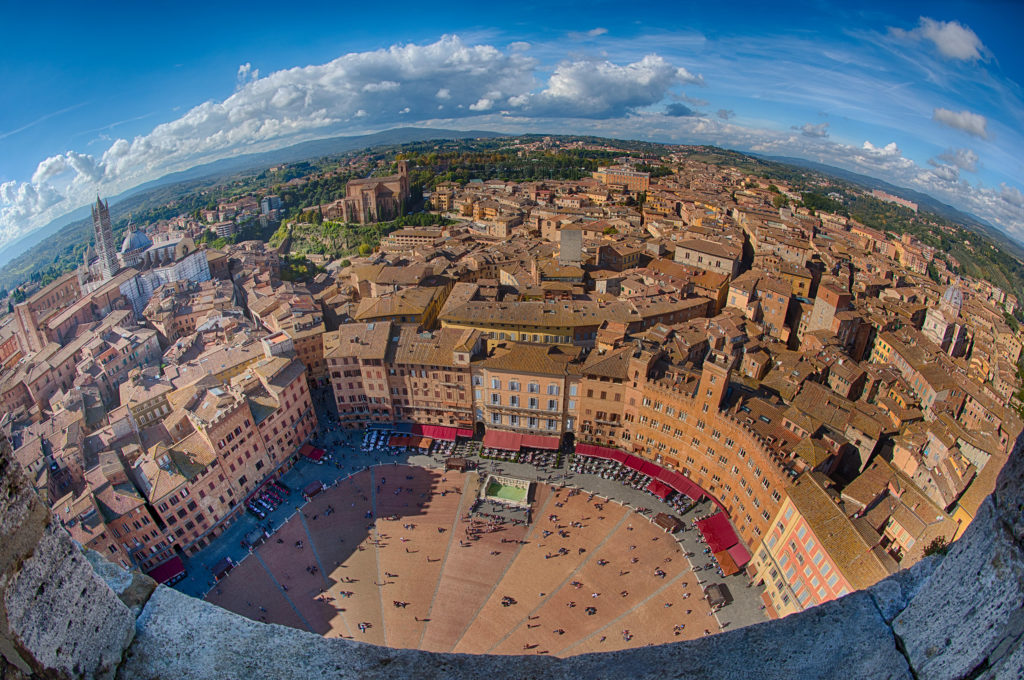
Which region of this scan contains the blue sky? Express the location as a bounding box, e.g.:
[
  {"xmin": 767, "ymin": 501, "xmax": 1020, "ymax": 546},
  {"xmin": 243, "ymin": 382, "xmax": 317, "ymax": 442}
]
[{"xmin": 2, "ymin": 0, "xmax": 1022, "ymax": 244}]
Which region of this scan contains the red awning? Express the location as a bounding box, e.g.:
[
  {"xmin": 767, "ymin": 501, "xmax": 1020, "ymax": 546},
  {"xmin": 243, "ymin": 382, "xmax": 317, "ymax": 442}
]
[
  {"xmin": 646, "ymin": 479, "xmax": 673, "ymax": 500},
  {"xmin": 522, "ymin": 434, "xmax": 560, "ymax": 450},
  {"xmin": 299, "ymin": 443, "xmax": 324, "ymax": 461},
  {"xmin": 696, "ymin": 513, "xmax": 740, "ymax": 553},
  {"xmin": 656, "ymin": 469, "xmax": 706, "ymax": 502},
  {"xmin": 622, "ymin": 456, "xmax": 645, "ymax": 473},
  {"xmin": 456, "ymin": 428, "xmax": 474, "ymax": 438},
  {"xmin": 713, "ymin": 549, "xmax": 741, "ymax": 576},
  {"xmin": 147, "ymin": 556, "xmax": 186, "ymax": 585},
  {"xmin": 639, "ymin": 460, "xmax": 662, "ymax": 478},
  {"xmin": 575, "ymin": 443, "xmax": 623, "ymax": 460},
  {"xmin": 727, "ymin": 542, "xmax": 752, "ymax": 569},
  {"xmin": 303, "ymin": 480, "xmax": 324, "ymax": 497},
  {"xmin": 483, "ymin": 430, "xmax": 523, "ymax": 451},
  {"xmin": 413, "ymin": 425, "xmax": 459, "ymax": 441}
]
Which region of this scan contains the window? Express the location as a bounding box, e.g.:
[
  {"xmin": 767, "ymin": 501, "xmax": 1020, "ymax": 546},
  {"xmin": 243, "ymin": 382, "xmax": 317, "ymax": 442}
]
[
  {"xmin": 528, "ymin": 382, "xmax": 539, "ymax": 393},
  {"xmin": 509, "ymin": 381, "xmax": 520, "ymax": 391},
  {"xmin": 491, "ymin": 378, "xmax": 501, "ymax": 389},
  {"xmin": 491, "ymin": 393, "xmax": 500, "ymax": 405},
  {"xmin": 491, "ymin": 413, "xmax": 501, "ymax": 424},
  {"xmin": 510, "ymin": 395, "xmax": 519, "ymax": 407}
]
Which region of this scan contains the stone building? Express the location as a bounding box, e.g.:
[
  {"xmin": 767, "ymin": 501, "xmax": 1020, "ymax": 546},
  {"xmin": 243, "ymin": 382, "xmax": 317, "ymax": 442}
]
[{"xmin": 339, "ymin": 161, "xmax": 410, "ymax": 224}]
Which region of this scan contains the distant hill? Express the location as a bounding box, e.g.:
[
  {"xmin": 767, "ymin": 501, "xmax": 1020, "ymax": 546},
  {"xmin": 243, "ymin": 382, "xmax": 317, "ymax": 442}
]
[
  {"xmin": 0, "ymin": 127, "xmax": 502, "ymax": 272},
  {"xmin": 760, "ymin": 154, "xmax": 1024, "ymax": 261}
]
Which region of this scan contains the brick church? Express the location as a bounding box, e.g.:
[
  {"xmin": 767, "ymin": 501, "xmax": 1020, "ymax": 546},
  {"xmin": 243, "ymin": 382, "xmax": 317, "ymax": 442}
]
[{"xmin": 332, "ymin": 160, "xmax": 410, "ymax": 224}]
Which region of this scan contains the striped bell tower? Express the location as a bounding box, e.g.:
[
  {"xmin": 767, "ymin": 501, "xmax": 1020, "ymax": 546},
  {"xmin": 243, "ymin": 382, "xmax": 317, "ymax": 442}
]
[{"xmin": 91, "ymin": 196, "xmax": 119, "ymax": 279}]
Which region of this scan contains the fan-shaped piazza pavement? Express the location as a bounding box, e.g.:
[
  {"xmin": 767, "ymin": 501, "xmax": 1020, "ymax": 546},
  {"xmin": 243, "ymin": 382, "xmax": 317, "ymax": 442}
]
[{"xmin": 207, "ymin": 465, "xmax": 718, "ymax": 656}]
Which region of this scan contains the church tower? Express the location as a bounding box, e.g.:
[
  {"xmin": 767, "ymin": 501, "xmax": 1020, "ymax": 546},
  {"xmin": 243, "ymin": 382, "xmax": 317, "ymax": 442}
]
[
  {"xmin": 698, "ymin": 350, "xmax": 732, "ymax": 412},
  {"xmin": 91, "ymin": 197, "xmax": 118, "ymax": 280}
]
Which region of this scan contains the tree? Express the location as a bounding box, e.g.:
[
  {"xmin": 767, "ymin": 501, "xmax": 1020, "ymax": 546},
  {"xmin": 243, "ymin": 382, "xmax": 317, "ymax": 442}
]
[
  {"xmin": 923, "ymin": 536, "xmax": 949, "ymax": 557},
  {"xmin": 358, "ymin": 244, "xmax": 372, "ymax": 256},
  {"xmin": 772, "ymin": 193, "xmax": 788, "ymax": 209}
]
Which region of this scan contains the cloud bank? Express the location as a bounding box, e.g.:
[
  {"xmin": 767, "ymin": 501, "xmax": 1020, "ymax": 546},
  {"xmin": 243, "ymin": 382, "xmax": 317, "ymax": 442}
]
[{"xmin": 1, "ymin": 26, "xmax": 1022, "ymax": 248}]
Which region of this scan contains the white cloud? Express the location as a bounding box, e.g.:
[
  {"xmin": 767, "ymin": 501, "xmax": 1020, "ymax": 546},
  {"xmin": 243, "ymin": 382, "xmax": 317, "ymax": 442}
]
[
  {"xmin": 435, "ymin": 88, "xmax": 451, "ymax": 99},
  {"xmin": 520, "ymin": 55, "xmax": 703, "ymax": 118},
  {"xmin": 1001, "ymin": 184, "xmax": 1024, "ymax": 208},
  {"xmin": 861, "ymin": 140, "xmax": 901, "ymax": 157},
  {"xmin": 793, "ymin": 122, "xmax": 829, "ymax": 138},
  {"xmin": 508, "ymin": 42, "xmax": 531, "ymax": 52},
  {"xmin": 932, "ymin": 107, "xmax": 988, "ymax": 138},
  {"xmin": 716, "ymin": 109, "xmax": 734, "ymax": 120},
  {"xmin": 928, "ymin": 164, "xmax": 959, "ymax": 183},
  {"xmin": 469, "ymin": 98, "xmax": 494, "ymax": 111},
  {"xmin": 893, "ymin": 17, "xmax": 987, "ymax": 61},
  {"xmin": 569, "ymin": 28, "xmax": 608, "ymax": 40},
  {"xmin": 236, "ymin": 62, "xmax": 259, "ymax": 89},
  {"xmin": 935, "ymin": 147, "xmax": 979, "ymax": 172},
  {"xmin": 363, "ymin": 80, "xmax": 400, "ymax": 92}
]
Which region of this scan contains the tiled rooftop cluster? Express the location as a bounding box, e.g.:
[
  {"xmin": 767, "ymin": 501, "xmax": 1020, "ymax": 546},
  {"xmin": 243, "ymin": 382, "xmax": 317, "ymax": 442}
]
[{"xmin": 0, "ymin": 137, "xmax": 1021, "ymax": 644}]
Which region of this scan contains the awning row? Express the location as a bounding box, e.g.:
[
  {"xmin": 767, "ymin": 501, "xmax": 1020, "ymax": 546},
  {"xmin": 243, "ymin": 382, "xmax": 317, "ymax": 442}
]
[
  {"xmin": 575, "ymin": 443, "xmax": 752, "ymax": 569},
  {"xmin": 482, "ymin": 430, "xmax": 561, "ymax": 451},
  {"xmin": 574, "ymin": 443, "xmax": 709, "ymax": 502}
]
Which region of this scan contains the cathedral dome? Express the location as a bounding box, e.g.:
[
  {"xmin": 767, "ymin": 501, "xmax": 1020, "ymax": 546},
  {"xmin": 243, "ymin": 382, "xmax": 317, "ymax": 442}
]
[{"xmin": 121, "ymin": 226, "xmax": 153, "ymax": 254}]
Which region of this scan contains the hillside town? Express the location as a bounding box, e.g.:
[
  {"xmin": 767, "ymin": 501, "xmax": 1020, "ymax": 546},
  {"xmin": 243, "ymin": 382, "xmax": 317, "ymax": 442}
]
[{"xmin": 2, "ymin": 139, "xmax": 1021, "ymax": 621}]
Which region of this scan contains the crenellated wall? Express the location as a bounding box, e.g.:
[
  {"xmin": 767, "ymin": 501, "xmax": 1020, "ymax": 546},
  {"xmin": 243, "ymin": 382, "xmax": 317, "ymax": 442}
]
[{"xmin": 1, "ymin": 444, "xmax": 1022, "ymax": 680}]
